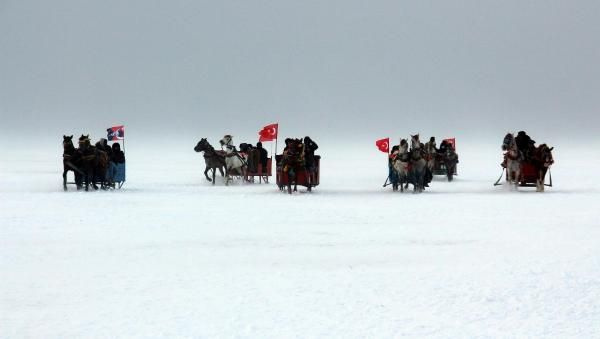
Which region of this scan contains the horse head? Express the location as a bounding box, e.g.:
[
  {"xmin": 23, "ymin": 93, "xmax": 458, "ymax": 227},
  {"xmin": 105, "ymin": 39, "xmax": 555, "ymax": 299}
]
[
  {"xmin": 78, "ymin": 134, "xmax": 91, "ymax": 149},
  {"xmin": 219, "ymin": 135, "xmax": 233, "ymax": 147},
  {"xmin": 410, "ymin": 134, "xmax": 421, "ymax": 149},
  {"xmin": 194, "ymin": 138, "xmax": 209, "ymax": 152},
  {"xmin": 399, "ymin": 139, "xmax": 409, "ymax": 154},
  {"xmin": 63, "ymin": 135, "xmax": 74, "ymax": 147},
  {"xmin": 285, "ymin": 138, "xmax": 303, "ymax": 156},
  {"xmin": 502, "ymin": 133, "xmax": 514, "ymax": 151},
  {"xmin": 538, "ymin": 144, "xmax": 554, "ymax": 167}
]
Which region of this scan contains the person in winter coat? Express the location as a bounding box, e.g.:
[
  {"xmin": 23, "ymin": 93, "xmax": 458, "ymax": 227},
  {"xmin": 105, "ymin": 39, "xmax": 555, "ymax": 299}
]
[
  {"xmin": 256, "ymin": 142, "xmax": 269, "ymax": 169},
  {"xmin": 303, "ymin": 136, "xmax": 319, "ymax": 172},
  {"xmin": 515, "ymin": 131, "xmax": 535, "ymax": 159},
  {"xmin": 107, "ymin": 143, "xmax": 125, "ymax": 185}
]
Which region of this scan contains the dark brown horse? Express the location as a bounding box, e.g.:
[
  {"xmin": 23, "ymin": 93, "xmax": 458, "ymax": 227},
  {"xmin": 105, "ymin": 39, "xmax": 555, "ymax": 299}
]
[
  {"xmin": 531, "ymin": 144, "xmax": 554, "ymax": 192},
  {"xmin": 62, "ymin": 135, "xmax": 83, "ymax": 190},
  {"xmin": 443, "ymin": 145, "xmax": 459, "ymax": 182},
  {"xmin": 194, "ymin": 138, "xmax": 226, "ymax": 185},
  {"xmin": 281, "ymin": 138, "xmax": 305, "ymax": 194},
  {"xmin": 77, "ymin": 135, "xmax": 109, "ymax": 191}
]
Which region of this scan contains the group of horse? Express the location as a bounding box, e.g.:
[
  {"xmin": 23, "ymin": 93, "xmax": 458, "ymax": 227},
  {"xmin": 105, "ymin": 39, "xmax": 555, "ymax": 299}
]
[
  {"xmin": 62, "ymin": 135, "xmax": 112, "ymax": 191},
  {"xmin": 500, "ymin": 132, "xmax": 554, "ymax": 192},
  {"xmin": 388, "ymin": 134, "xmax": 458, "ymax": 193}
]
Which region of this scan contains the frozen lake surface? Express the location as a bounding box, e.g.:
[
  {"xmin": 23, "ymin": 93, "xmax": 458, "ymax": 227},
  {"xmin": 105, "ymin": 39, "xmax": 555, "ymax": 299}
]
[{"xmin": 1, "ymin": 140, "xmax": 599, "ymax": 337}]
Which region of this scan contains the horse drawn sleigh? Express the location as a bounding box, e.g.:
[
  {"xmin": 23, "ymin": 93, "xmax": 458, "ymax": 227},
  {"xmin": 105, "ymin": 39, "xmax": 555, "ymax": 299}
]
[
  {"xmin": 430, "ymin": 138, "xmax": 458, "ymax": 181},
  {"xmin": 385, "ymin": 134, "xmax": 434, "ymax": 193},
  {"xmin": 62, "ymin": 135, "xmax": 126, "ymax": 191},
  {"xmin": 194, "ymin": 136, "xmax": 272, "ymax": 185},
  {"xmin": 276, "ymin": 137, "xmax": 320, "ymax": 194},
  {"xmin": 494, "ymin": 132, "xmax": 554, "ymax": 191}
]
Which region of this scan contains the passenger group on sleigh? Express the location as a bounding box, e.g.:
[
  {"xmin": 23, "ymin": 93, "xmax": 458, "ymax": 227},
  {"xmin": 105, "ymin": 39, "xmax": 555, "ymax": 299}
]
[
  {"xmin": 62, "ymin": 135, "xmax": 126, "ymax": 191},
  {"xmin": 386, "ymin": 135, "xmax": 459, "ymax": 193}
]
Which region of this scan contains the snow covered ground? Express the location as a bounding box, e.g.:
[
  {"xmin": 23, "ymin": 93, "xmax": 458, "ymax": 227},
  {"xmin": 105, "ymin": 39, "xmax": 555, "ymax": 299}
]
[{"xmin": 1, "ymin": 138, "xmax": 600, "ymax": 338}]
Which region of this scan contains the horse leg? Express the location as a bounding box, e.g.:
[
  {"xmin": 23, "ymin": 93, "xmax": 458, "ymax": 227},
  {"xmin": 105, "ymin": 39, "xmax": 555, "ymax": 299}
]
[
  {"xmin": 412, "ymin": 171, "xmax": 418, "ymax": 193},
  {"xmin": 540, "ymin": 170, "xmax": 546, "ymax": 192},
  {"xmin": 411, "ymin": 170, "xmax": 417, "ymax": 193},
  {"xmin": 399, "ymin": 173, "xmax": 404, "ymax": 192},
  {"xmin": 84, "ymin": 170, "xmax": 90, "ymax": 191},
  {"xmin": 99, "ymin": 167, "xmax": 107, "ymax": 190},
  {"xmin": 89, "ymin": 163, "xmax": 99, "ymax": 190},
  {"xmin": 204, "ymin": 166, "xmax": 212, "ymax": 182},
  {"xmin": 75, "ymin": 171, "xmax": 82, "ymax": 190},
  {"xmin": 63, "ymin": 168, "xmax": 68, "ymax": 191},
  {"xmin": 92, "ymin": 170, "xmax": 99, "ymax": 190},
  {"xmin": 447, "ymin": 163, "xmax": 454, "ymax": 182},
  {"xmin": 418, "ymin": 169, "xmax": 425, "ymax": 193},
  {"xmin": 224, "ymin": 165, "xmax": 230, "ymax": 185},
  {"xmin": 212, "ymin": 168, "xmax": 216, "ymax": 185}
]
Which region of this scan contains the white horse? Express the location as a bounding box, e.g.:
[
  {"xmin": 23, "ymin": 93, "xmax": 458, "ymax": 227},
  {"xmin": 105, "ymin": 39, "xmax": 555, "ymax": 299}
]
[
  {"xmin": 391, "ymin": 140, "xmax": 410, "ymax": 192},
  {"xmin": 424, "ymin": 139, "xmax": 437, "ymax": 172},
  {"xmin": 409, "ymin": 134, "xmax": 427, "ymax": 193},
  {"xmin": 502, "ymin": 133, "xmax": 522, "ymax": 189},
  {"xmin": 219, "ymin": 135, "xmax": 247, "ymax": 185}
]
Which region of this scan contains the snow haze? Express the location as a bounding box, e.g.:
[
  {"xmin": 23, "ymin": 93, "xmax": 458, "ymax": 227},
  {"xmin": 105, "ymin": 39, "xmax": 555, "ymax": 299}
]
[{"xmin": 1, "ymin": 0, "xmax": 599, "ymax": 140}]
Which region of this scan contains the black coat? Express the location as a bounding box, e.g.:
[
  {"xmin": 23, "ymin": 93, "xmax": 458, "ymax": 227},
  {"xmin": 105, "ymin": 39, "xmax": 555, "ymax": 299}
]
[
  {"xmin": 258, "ymin": 147, "xmax": 268, "ymax": 167},
  {"xmin": 515, "ymin": 134, "xmax": 534, "ymax": 152},
  {"xmin": 304, "ymin": 139, "xmax": 318, "ymax": 168},
  {"xmin": 112, "ymin": 150, "xmax": 125, "ymax": 164}
]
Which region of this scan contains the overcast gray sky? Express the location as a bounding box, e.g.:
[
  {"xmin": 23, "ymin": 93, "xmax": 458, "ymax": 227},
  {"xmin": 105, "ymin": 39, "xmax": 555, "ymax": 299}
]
[{"xmin": 1, "ymin": 0, "xmax": 599, "ymax": 142}]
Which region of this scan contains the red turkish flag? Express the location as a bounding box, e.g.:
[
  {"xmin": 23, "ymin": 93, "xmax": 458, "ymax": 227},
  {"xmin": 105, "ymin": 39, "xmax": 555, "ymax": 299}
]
[
  {"xmin": 376, "ymin": 138, "xmax": 389, "ymax": 153},
  {"xmin": 258, "ymin": 123, "xmax": 278, "ymax": 142},
  {"xmin": 443, "ymin": 138, "xmax": 456, "ymax": 150}
]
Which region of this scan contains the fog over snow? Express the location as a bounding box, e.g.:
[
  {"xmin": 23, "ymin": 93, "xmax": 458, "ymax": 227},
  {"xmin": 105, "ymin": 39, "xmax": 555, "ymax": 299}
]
[{"xmin": 1, "ymin": 0, "xmax": 599, "ymax": 140}]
